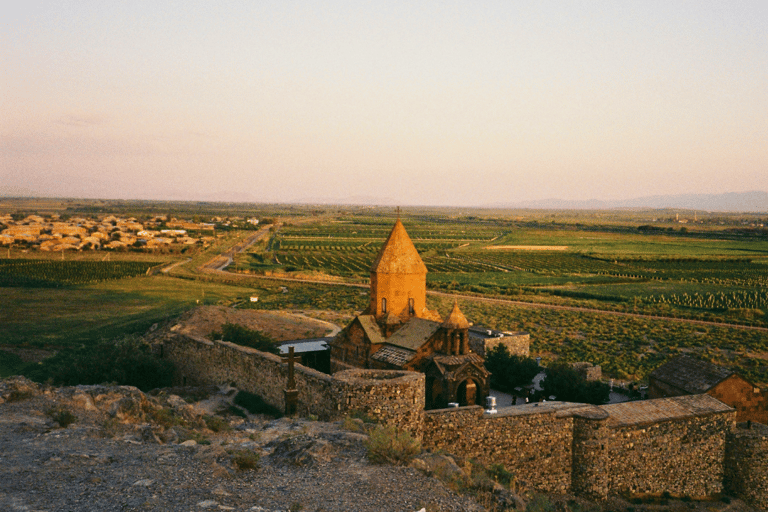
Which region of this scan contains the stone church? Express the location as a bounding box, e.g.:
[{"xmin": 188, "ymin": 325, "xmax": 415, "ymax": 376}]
[{"xmin": 330, "ymin": 218, "xmax": 492, "ymax": 409}]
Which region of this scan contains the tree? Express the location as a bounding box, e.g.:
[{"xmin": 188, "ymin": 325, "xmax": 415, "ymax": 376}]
[
  {"xmin": 540, "ymin": 363, "xmax": 610, "ymax": 405},
  {"xmin": 484, "ymin": 345, "xmax": 540, "ymax": 393}
]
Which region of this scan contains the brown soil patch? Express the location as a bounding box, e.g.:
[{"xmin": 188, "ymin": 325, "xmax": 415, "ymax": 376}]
[
  {"xmin": 484, "ymin": 245, "xmax": 569, "ymax": 251},
  {"xmin": 175, "ymin": 306, "xmax": 337, "ymax": 342}
]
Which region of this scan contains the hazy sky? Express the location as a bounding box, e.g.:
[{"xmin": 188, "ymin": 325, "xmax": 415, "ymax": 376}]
[{"xmin": 2, "ymin": 1, "xmax": 767, "ymax": 206}]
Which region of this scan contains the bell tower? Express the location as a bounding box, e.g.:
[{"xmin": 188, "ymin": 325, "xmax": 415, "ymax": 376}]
[{"xmin": 368, "ymin": 216, "xmax": 428, "ymax": 322}]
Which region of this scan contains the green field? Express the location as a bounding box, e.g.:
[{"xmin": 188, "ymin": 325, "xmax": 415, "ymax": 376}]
[
  {"xmin": 235, "ymin": 215, "xmax": 768, "ymax": 327},
  {"xmin": 1, "ymin": 200, "xmax": 767, "ymax": 386}
]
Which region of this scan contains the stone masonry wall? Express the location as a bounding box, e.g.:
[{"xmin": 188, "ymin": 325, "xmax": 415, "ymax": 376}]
[
  {"xmin": 334, "ymin": 369, "xmax": 425, "ymax": 439},
  {"xmin": 159, "ymin": 331, "xmax": 763, "ymax": 504},
  {"xmin": 724, "ymin": 423, "xmax": 768, "ymax": 511},
  {"xmin": 159, "ymin": 333, "xmax": 425, "ymax": 436},
  {"xmin": 602, "ymin": 412, "xmax": 734, "ymax": 498},
  {"xmin": 423, "ymin": 404, "xmax": 576, "ymax": 493},
  {"xmin": 469, "ymin": 333, "xmax": 530, "ymax": 358},
  {"xmin": 161, "ymin": 332, "xmax": 341, "ymax": 420}
]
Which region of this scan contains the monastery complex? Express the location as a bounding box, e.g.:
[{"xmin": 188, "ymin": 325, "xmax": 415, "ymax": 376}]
[{"xmin": 154, "ymin": 218, "xmax": 767, "ymax": 509}]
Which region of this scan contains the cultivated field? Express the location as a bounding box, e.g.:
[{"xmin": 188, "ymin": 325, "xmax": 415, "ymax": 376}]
[{"xmin": 1, "ymin": 199, "xmax": 766, "ymax": 386}]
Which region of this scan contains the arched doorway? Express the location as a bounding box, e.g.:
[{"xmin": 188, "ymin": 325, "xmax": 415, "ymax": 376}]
[{"xmin": 457, "ymin": 379, "xmax": 478, "ymax": 406}]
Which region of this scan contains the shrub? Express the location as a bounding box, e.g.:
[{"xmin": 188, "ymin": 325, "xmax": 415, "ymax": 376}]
[
  {"xmin": 151, "ymin": 407, "xmax": 187, "ymax": 428},
  {"xmin": 203, "ymin": 415, "xmax": 230, "ymax": 432},
  {"xmin": 525, "ymin": 493, "xmax": 555, "ymax": 512},
  {"xmin": 233, "ymin": 390, "xmax": 281, "ymax": 417},
  {"xmin": 540, "ymin": 363, "xmax": 610, "ymax": 405},
  {"xmin": 487, "ymin": 463, "xmax": 515, "ymax": 488},
  {"xmin": 230, "ymin": 450, "xmax": 259, "ymax": 470},
  {"xmin": 6, "ymin": 389, "xmax": 35, "ymax": 402},
  {"xmin": 484, "ymin": 345, "xmax": 540, "ymax": 392},
  {"xmin": 47, "ymin": 406, "xmax": 77, "ymax": 428},
  {"xmin": 365, "ymin": 425, "xmax": 421, "ymax": 464}
]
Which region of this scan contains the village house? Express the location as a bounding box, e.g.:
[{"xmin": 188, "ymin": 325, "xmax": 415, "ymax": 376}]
[{"xmin": 649, "ymin": 354, "xmax": 767, "ymax": 424}]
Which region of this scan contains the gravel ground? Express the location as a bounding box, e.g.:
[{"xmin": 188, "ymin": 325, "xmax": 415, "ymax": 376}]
[
  {"xmin": 1, "ymin": 377, "xmax": 758, "ymax": 512},
  {"xmin": 0, "ymin": 377, "xmax": 483, "ymax": 512}
]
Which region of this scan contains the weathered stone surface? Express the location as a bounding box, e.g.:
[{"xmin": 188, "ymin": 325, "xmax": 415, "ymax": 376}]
[{"xmin": 158, "ymin": 330, "xmax": 762, "ymax": 506}]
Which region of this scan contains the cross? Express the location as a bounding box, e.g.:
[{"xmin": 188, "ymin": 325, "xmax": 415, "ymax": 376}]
[
  {"xmin": 282, "ymin": 345, "xmax": 299, "ymax": 416},
  {"xmin": 283, "ymin": 345, "xmax": 298, "ymax": 390}
]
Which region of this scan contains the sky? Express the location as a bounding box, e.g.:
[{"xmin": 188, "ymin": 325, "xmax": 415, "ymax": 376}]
[{"xmin": 2, "ymin": 1, "xmax": 767, "ymax": 207}]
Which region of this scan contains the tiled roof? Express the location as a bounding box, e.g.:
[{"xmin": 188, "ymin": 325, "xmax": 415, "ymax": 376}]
[
  {"xmin": 442, "ymin": 301, "xmax": 469, "ymax": 329},
  {"xmin": 386, "ymin": 317, "xmax": 441, "ymax": 351},
  {"xmin": 356, "ymin": 315, "xmax": 385, "ymax": 345},
  {"xmin": 601, "ymin": 394, "xmax": 733, "ymax": 427},
  {"xmin": 650, "ymin": 355, "xmax": 734, "ymax": 394},
  {"xmin": 370, "ymin": 345, "xmax": 416, "ymax": 367},
  {"xmin": 432, "ymin": 353, "xmax": 484, "ymax": 367},
  {"xmin": 370, "ymin": 220, "xmax": 427, "ymax": 275}
]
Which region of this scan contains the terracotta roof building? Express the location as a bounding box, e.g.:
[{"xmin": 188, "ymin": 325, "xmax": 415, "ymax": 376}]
[{"xmin": 649, "ymin": 355, "xmax": 767, "ymax": 424}]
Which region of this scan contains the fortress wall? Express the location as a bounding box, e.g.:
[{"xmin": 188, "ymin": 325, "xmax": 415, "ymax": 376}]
[
  {"xmin": 469, "ymin": 333, "xmax": 530, "ymax": 358},
  {"xmin": 571, "ymin": 411, "xmax": 611, "ymax": 499},
  {"xmin": 159, "ymin": 332, "xmax": 761, "ymax": 503},
  {"xmin": 161, "ymin": 332, "xmax": 341, "ymax": 420},
  {"xmin": 160, "ymin": 334, "xmax": 426, "ymax": 432},
  {"xmin": 422, "ymin": 405, "xmax": 575, "ymax": 493},
  {"xmin": 333, "ymin": 369, "xmax": 425, "ymax": 438},
  {"xmin": 724, "ymin": 423, "xmax": 768, "ymax": 511},
  {"xmin": 597, "ymin": 404, "xmax": 735, "ymax": 499}
]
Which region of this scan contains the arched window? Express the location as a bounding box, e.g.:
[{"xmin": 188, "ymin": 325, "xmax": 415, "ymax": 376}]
[
  {"xmin": 381, "ymin": 298, "xmax": 387, "ymax": 313},
  {"xmin": 408, "ymin": 297, "xmax": 415, "ymax": 315}
]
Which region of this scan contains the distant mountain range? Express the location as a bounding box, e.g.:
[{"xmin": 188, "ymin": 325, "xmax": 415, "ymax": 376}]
[
  {"xmin": 2, "ymin": 187, "xmax": 766, "ymax": 213},
  {"xmin": 495, "ymin": 191, "xmax": 768, "ymax": 213}
]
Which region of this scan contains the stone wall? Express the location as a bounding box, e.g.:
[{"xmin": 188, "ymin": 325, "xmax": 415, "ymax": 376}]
[
  {"xmin": 159, "ymin": 332, "xmax": 425, "ymax": 435},
  {"xmin": 161, "ymin": 332, "xmax": 342, "ymax": 420},
  {"xmin": 423, "ymin": 403, "xmax": 582, "ymax": 493},
  {"xmin": 601, "ymin": 412, "xmax": 733, "ymax": 498},
  {"xmin": 423, "ymin": 397, "xmax": 738, "ymax": 500},
  {"xmin": 334, "ymin": 369, "xmax": 425, "ymax": 438},
  {"xmin": 469, "ymin": 333, "xmax": 530, "ymax": 358},
  {"xmin": 724, "ymin": 422, "xmax": 768, "ymax": 511},
  {"xmin": 158, "ymin": 330, "xmax": 764, "ymax": 505}
]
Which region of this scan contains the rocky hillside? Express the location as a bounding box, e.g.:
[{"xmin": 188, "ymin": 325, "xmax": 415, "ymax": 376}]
[{"xmin": 0, "ymin": 377, "xmax": 757, "ymax": 512}]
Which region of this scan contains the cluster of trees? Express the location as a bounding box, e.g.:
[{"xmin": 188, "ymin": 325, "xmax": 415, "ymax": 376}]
[
  {"xmin": 24, "ymin": 336, "xmax": 175, "ymax": 391},
  {"xmin": 540, "ymin": 363, "xmax": 611, "ymax": 405},
  {"xmin": 484, "ymin": 345, "xmax": 611, "ymax": 405},
  {"xmin": 484, "ymin": 345, "xmax": 540, "ymax": 392}
]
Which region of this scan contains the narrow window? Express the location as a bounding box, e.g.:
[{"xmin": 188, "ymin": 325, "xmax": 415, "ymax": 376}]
[
  {"xmin": 381, "ymin": 298, "xmax": 387, "ymax": 313},
  {"xmin": 408, "ymin": 298, "xmax": 415, "ymax": 315}
]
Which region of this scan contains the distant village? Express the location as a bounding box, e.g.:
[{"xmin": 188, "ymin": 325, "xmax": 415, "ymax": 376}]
[{"xmin": 0, "ymin": 213, "xmax": 260, "ymax": 252}]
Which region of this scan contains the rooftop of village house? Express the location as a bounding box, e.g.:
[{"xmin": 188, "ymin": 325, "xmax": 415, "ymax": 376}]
[{"xmin": 0, "ymin": 213, "xmax": 253, "ymax": 251}]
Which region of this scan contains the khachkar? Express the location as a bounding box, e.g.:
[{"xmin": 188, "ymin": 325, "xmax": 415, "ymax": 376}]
[{"xmin": 283, "ymin": 345, "xmax": 299, "ymax": 417}]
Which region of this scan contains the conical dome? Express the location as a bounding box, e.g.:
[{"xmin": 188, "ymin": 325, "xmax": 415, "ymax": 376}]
[
  {"xmin": 442, "ymin": 301, "xmax": 469, "ymax": 330},
  {"xmin": 370, "ymin": 219, "xmax": 427, "ymax": 275}
]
